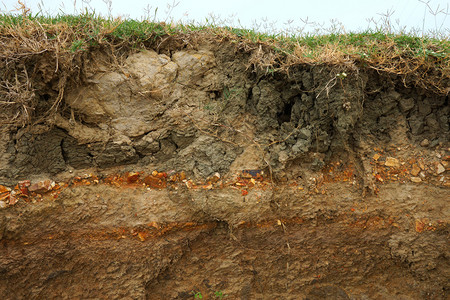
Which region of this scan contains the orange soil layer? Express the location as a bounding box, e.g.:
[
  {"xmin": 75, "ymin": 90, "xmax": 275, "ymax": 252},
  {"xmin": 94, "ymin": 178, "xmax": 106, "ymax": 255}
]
[
  {"xmin": 1, "ymin": 153, "xmax": 448, "ymax": 207},
  {"xmin": 6, "ymin": 214, "xmax": 446, "ymax": 247}
]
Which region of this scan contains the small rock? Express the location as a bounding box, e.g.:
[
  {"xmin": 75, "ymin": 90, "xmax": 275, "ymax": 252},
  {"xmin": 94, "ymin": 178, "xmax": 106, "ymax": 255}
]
[
  {"xmin": 372, "ymin": 153, "xmax": 381, "ymax": 161},
  {"xmin": 126, "ymin": 172, "xmax": 140, "ymax": 183},
  {"xmin": 143, "ymin": 175, "xmax": 166, "ymax": 189},
  {"xmin": 436, "ymin": 163, "xmax": 445, "ymax": 174},
  {"xmin": 208, "ymin": 172, "xmax": 221, "ymax": 183},
  {"xmin": 28, "ymin": 180, "xmax": 56, "ymax": 194},
  {"xmin": 415, "ymin": 219, "xmax": 426, "ymax": 233},
  {"xmin": 0, "ymin": 185, "xmax": 11, "ymax": 194},
  {"xmin": 418, "ymin": 160, "xmax": 425, "ymax": 170},
  {"xmin": 410, "ymin": 176, "xmax": 422, "ymax": 183},
  {"xmin": 419, "ymin": 171, "xmax": 426, "ymax": 179},
  {"xmin": 8, "ymin": 195, "xmax": 18, "ymax": 205},
  {"xmin": 385, "ymin": 157, "xmax": 400, "ymax": 168},
  {"xmin": 241, "ymin": 169, "xmax": 263, "ymax": 179},
  {"xmin": 18, "ymin": 180, "xmax": 31, "ymax": 188},
  {"xmin": 0, "ymin": 200, "xmax": 6, "ymax": 208},
  {"xmin": 18, "ymin": 180, "xmax": 31, "ymax": 195},
  {"xmin": 420, "ymin": 139, "xmax": 430, "ymax": 147},
  {"xmin": 410, "ymin": 164, "xmax": 421, "ymax": 176},
  {"xmin": 184, "ymin": 180, "xmax": 193, "ymax": 189}
]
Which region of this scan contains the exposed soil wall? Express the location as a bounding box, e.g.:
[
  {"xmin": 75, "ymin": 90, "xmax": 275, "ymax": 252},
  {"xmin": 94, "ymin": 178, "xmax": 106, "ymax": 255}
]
[{"xmin": 0, "ymin": 40, "xmax": 449, "ymax": 299}]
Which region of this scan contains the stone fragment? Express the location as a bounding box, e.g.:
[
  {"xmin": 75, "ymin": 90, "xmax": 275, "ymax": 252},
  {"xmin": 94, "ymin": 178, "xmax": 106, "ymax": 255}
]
[
  {"xmin": 418, "ymin": 160, "xmax": 425, "ymax": 170},
  {"xmin": 0, "ymin": 185, "xmax": 10, "ymax": 194},
  {"xmin": 8, "ymin": 195, "xmax": 18, "ymax": 205},
  {"xmin": 410, "ymin": 164, "xmax": 421, "ymax": 176},
  {"xmin": 241, "ymin": 169, "xmax": 263, "ymax": 179},
  {"xmin": 208, "ymin": 172, "xmax": 221, "ymax": 183},
  {"xmin": 372, "ymin": 153, "xmax": 381, "ymax": 161},
  {"xmin": 420, "ymin": 139, "xmax": 430, "ymax": 147},
  {"xmin": 385, "ymin": 157, "xmax": 400, "ymax": 168},
  {"xmin": 18, "ymin": 180, "xmax": 31, "ymax": 195},
  {"xmin": 0, "ymin": 200, "xmax": 6, "ymax": 208},
  {"xmin": 143, "ymin": 175, "xmax": 166, "ymax": 189},
  {"xmin": 28, "ymin": 180, "xmax": 56, "ymax": 194},
  {"xmin": 415, "ymin": 219, "xmax": 426, "ymax": 233},
  {"xmin": 436, "ymin": 163, "xmax": 445, "ymax": 174},
  {"xmin": 126, "ymin": 172, "xmax": 140, "ymax": 184},
  {"xmin": 410, "ymin": 176, "xmax": 422, "ymax": 183},
  {"xmin": 18, "ymin": 180, "xmax": 31, "ymax": 188},
  {"xmin": 0, "ymin": 193, "xmax": 8, "ymax": 201}
]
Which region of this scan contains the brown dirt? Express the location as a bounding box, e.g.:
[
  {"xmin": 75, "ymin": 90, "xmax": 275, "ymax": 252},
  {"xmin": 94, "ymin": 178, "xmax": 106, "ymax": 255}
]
[{"xmin": 0, "ymin": 40, "xmax": 448, "ymax": 299}]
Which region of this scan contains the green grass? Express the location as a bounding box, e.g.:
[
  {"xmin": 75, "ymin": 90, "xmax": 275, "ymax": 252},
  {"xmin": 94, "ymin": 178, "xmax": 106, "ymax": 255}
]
[{"xmin": 1, "ymin": 10, "xmax": 448, "ymax": 58}]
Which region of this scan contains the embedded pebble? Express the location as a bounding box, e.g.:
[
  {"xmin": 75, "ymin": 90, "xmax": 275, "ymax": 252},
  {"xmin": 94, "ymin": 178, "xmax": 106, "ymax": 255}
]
[
  {"xmin": 420, "ymin": 139, "xmax": 430, "ymax": 147},
  {"xmin": 410, "ymin": 164, "xmax": 421, "ymax": 176},
  {"xmin": 385, "ymin": 157, "xmax": 400, "ymax": 168},
  {"xmin": 436, "ymin": 163, "xmax": 445, "ymax": 174},
  {"xmin": 410, "ymin": 177, "xmax": 422, "ymax": 183}
]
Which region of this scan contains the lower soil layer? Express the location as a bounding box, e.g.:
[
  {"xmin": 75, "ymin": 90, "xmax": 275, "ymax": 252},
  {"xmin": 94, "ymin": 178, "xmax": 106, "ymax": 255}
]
[{"xmin": 0, "ymin": 177, "xmax": 448, "ymax": 299}]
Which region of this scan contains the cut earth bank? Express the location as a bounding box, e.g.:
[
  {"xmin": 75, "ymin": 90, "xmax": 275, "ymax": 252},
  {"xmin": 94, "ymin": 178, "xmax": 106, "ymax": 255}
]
[{"xmin": 0, "ymin": 38, "xmax": 449, "ymax": 299}]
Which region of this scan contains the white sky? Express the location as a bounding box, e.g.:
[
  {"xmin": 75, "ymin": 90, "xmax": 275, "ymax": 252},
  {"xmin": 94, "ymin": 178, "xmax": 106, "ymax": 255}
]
[{"xmin": 1, "ymin": 0, "xmax": 449, "ymax": 35}]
